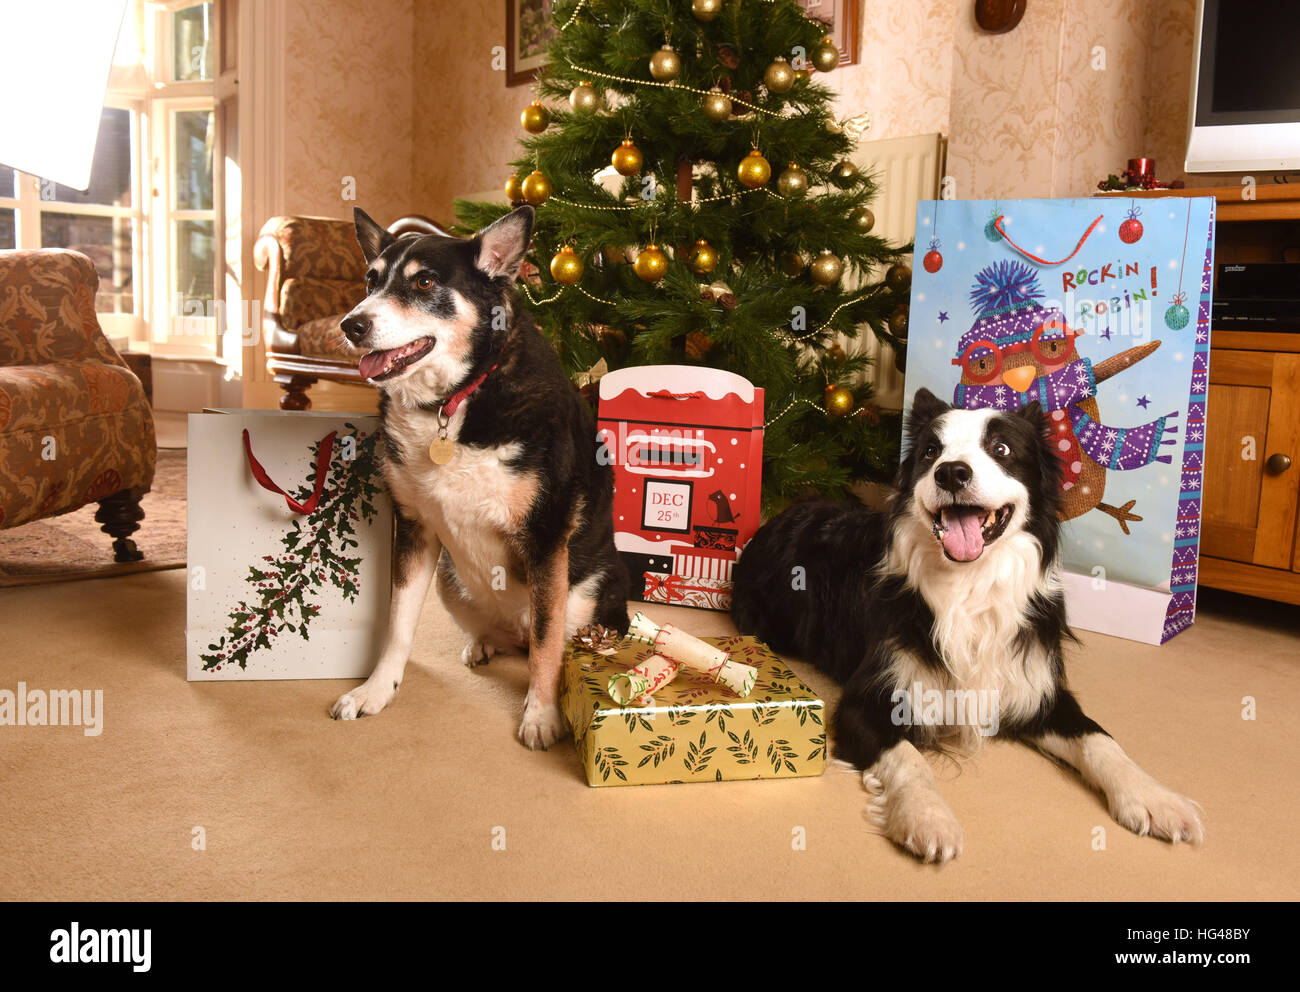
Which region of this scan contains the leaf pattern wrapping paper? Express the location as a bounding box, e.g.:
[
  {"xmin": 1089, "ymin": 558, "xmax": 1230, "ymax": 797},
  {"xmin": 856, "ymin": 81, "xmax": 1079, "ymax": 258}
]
[{"xmin": 562, "ymin": 635, "xmax": 826, "ymax": 787}]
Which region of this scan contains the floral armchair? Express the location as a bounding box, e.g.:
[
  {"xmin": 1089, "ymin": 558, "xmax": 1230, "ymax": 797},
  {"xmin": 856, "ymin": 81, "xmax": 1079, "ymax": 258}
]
[
  {"xmin": 254, "ymin": 213, "xmax": 451, "ymax": 409},
  {"xmin": 0, "ymin": 249, "xmax": 156, "ymax": 560}
]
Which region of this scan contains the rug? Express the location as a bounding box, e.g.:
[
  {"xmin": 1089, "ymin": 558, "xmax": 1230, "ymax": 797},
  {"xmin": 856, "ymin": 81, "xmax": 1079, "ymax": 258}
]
[{"xmin": 0, "ymin": 448, "xmax": 186, "ymax": 587}]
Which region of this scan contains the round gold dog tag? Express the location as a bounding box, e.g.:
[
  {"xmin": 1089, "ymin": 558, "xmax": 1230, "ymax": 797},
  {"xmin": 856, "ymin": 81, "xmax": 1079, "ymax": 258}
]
[{"xmin": 428, "ymin": 437, "xmax": 455, "ymax": 465}]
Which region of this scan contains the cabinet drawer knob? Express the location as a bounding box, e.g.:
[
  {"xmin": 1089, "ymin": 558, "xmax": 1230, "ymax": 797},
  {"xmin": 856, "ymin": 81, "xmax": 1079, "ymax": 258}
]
[{"xmin": 1266, "ymin": 453, "xmax": 1292, "ymax": 474}]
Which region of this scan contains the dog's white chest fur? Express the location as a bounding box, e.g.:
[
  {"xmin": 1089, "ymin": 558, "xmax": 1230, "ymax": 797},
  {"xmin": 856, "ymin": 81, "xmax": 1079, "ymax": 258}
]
[
  {"xmin": 382, "ymin": 402, "xmax": 536, "ymax": 605},
  {"xmin": 885, "ymin": 518, "xmax": 1059, "ymax": 736}
]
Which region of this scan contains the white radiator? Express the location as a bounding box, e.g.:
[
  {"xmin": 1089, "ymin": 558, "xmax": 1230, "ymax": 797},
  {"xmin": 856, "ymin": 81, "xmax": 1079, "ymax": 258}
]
[{"xmin": 846, "ymin": 132, "xmax": 947, "ymax": 411}]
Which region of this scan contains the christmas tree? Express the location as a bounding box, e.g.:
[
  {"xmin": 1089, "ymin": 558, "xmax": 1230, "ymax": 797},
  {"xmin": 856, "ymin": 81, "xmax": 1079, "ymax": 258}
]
[{"xmin": 456, "ymin": 0, "xmax": 911, "ymax": 511}]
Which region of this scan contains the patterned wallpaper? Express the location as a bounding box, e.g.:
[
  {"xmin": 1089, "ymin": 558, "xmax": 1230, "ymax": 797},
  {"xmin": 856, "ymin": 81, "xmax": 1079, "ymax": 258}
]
[
  {"xmin": 1146, "ymin": 0, "xmax": 1218, "ymax": 189},
  {"xmin": 945, "ymin": 0, "xmax": 1208, "ymax": 200},
  {"xmin": 278, "ymin": 0, "xmax": 1212, "ymax": 231},
  {"xmin": 413, "ymin": 1, "xmax": 522, "ymax": 226},
  {"xmin": 826, "ymin": 0, "xmax": 955, "ymax": 142},
  {"xmin": 281, "ymin": 0, "xmax": 415, "ymax": 224}
]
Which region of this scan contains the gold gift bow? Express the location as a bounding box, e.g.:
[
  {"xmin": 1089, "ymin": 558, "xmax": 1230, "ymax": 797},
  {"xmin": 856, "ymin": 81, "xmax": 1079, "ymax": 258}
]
[{"xmin": 626, "ymin": 612, "xmax": 758, "ymax": 698}]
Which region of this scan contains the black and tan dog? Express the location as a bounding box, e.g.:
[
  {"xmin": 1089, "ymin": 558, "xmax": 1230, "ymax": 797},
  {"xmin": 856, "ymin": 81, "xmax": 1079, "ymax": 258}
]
[{"xmin": 329, "ymin": 206, "xmax": 628, "ymax": 748}]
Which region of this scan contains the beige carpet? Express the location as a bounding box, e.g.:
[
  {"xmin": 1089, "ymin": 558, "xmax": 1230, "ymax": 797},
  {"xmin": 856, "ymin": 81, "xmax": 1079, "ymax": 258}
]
[
  {"xmin": 0, "ymin": 449, "xmax": 186, "ymax": 587},
  {"xmin": 0, "ymin": 572, "xmax": 1296, "ymax": 902}
]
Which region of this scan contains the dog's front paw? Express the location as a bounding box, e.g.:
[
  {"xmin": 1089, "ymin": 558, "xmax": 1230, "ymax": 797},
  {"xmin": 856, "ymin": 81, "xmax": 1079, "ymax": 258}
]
[
  {"xmin": 460, "ymin": 638, "xmax": 497, "ymax": 668},
  {"xmin": 329, "ymin": 676, "xmax": 398, "ymax": 721},
  {"xmin": 1109, "ymin": 777, "xmax": 1205, "ymax": 845},
  {"xmin": 867, "ymin": 778, "xmax": 964, "ymax": 864},
  {"xmin": 517, "ymin": 693, "xmax": 567, "ymax": 750}
]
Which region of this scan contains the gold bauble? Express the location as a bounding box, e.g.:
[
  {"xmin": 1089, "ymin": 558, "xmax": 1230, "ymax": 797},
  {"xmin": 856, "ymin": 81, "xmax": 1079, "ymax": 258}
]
[
  {"xmin": 737, "ymin": 149, "xmax": 771, "ymax": 189},
  {"xmin": 763, "ymin": 56, "xmax": 795, "ymax": 94},
  {"xmin": 634, "ymin": 244, "xmax": 668, "ymax": 282},
  {"xmin": 504, "ymin": 174, "xmax": 524, "ymax": 203},
  {"xmin": 824, "ymin": 384, "xmax": 854, "ymax": 418},
  {"xmin": 809, "ymin": 249, "xmax": 843, "ymax": 286},
  {"xmin": 777, "ymin": 163, "xmax": 808, "ymax": 197},
  {"xmin": 794, "ymin": 67, "xmax": 811, "ymax": 84},
  {"xmin": 831, "ymin": 159, "xmax": 859, "ymax": 188},
  {"xmin": 649, "ymin": 45, "xmax": 681, "ymax": 82},
  {"xmin": 812, "ymin": 39, "xmax": 840, "ymax": 73},
  {"xmin": 851, "ymin": 206, "xmax": 875, "ymax": 233},
  {"xmin": 521, "ymin": 100, "xmax": 550, "ymax": 134},
  {"xmin": 691, "ymin": 0, "xmax": 723, "ymax": 21},
  {"xmin": 688, "ymin": 238, "xmax": 718, "ymax": 275},
  {"xmin": 780, "ymin": 251, "xmax": 807, "ymax": 277},
  {"xmin": 569, "ymin": 81, "xmax": 600, "ymax": 113},
  {"xmin": 611, "ymin": 138, "xmax": 643, "ymax": 176},
  {"xmin": 828, "ymin": 342, "xmax": 847, "ymax": 364},
  {"xmin": 702, "ymin": 86, "xmax": 732, "ymax": 121},
  {"xmin": 521, "ymin": 170, "xmax": 553, "ymax": 205},
  {"xmin": 550, "ymin": 245, "xmax": 584, "ymax": 285},
  {"xmin": 889, "ymin": 304, "xmax": 910, "ymax": 337}
]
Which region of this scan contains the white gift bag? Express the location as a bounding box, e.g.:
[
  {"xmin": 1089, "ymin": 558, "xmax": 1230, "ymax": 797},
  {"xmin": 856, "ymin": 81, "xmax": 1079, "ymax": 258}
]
[{"xmin": 186, "ymin": 410, "xmax": 393, "ymax": 680}]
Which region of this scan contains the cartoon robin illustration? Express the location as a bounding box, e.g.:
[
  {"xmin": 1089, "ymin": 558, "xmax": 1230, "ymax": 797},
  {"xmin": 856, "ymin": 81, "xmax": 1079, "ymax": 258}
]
[{"xmin": 951, "ymin": 261, "xmax": 1178, "ymax": 533}]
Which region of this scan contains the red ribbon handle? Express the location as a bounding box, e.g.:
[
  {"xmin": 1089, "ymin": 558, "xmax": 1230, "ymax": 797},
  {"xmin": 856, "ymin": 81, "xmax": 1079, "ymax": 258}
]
[
  {"xmin": 994, "ymin": 213, "xmax": 1103, "ymax": 266},
  {"xmin": 242, "ymin": 428, "xmax": 337, "ymax": 515},
  {"xmin": 647, "ymin": 389, "xmax": 707, "ymax": 400}
]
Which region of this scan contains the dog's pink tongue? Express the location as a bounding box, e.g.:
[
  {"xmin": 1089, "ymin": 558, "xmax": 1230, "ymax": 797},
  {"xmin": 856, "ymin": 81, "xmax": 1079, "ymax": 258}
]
[
  {"xmin": 358, "ymin": 350, "xmax": 391, "ymax": 380},
  {"xmin": 941, "ymin": 508, "xmax": 985, "ymax": 561}
]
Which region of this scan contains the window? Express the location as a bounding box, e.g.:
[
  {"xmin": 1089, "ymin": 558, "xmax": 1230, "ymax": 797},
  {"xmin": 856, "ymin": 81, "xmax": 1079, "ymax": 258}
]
[
  {"xmin": 0, "ymin": 166, "xmax": 15, "ymax": 249},
  {"xmin": 0, "ymin": 1, "xmax": 217, "ymax": 354},
  {"xmin": 0, "ymin": 107, "xmax": 142, "ymax": 331}
]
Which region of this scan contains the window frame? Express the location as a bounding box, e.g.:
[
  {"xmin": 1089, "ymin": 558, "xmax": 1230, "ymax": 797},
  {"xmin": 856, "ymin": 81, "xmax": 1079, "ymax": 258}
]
[
  {"xmin": 0, "ymin": 101, "xmax": 146, "ymax": 338},
  {"xmin": 0, "ymin": 0, "xmax": 216, "ymax": 355}
]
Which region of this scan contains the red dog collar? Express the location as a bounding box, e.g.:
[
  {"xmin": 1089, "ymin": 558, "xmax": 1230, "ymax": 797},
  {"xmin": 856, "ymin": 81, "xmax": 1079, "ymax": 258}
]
[{"xmin": 440, "ymin": 362, "xmax": 499, "ymax": 418}]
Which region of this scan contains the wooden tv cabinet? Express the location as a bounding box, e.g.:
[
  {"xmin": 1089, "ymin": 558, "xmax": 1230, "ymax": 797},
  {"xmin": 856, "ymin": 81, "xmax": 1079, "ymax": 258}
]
[{"xmin": 1112, "ymin": 184, "xmax": 1300, "ymax": 605}]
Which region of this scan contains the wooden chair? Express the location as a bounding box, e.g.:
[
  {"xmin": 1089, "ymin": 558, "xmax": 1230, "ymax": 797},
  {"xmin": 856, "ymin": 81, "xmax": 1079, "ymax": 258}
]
[{"xmin": 254, "ymin": 213, "xmax": 452, "ymax": 410}]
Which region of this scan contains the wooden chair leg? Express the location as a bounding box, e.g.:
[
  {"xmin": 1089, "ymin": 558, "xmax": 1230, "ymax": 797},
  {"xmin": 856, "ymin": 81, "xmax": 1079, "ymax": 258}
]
[
  {"xmin": 95, "ymin": 489, "xmax": 145, "ymax": 563},
  {"xmin": 275, "ymin": 373, "xmax": 317, "ymax": 410}
]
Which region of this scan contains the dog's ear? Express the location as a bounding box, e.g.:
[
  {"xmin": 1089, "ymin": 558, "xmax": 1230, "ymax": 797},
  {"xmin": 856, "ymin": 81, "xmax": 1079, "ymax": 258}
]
[
  {"xmin": 1018, "ymin": 399, "xmax": 1064, "ymax": 515},
  {"xmin": 1019, "ymin": 400, "xmax": 1054, "ymax": 446},
  {"xmin": 475, "ymin": 206, "xmax": 535, "ymax": 281},
  {"xmin": 896, "ymin": 388, "xmax": 949, "ymax": 489},
  {"xmin": 906, "ymin": 387, "xmax": 949, "ymax": 438},
  {"xmin": 354, "ymin": 207, "xmax": 394, "ymax": 264}
]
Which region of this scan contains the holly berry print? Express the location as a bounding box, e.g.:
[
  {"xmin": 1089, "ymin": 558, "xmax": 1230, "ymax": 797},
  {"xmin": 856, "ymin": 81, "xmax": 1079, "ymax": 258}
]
[
  {"xmin": 1119, "ymin": 204, "xmax": 1144, "ymax": 244},
  {"xmin": 200, "ymin": 424, "xmax": 384, "ymax": 671}
]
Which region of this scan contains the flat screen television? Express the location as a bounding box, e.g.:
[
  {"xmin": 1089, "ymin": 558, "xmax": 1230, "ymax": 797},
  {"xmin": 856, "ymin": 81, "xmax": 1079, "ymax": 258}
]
[{"xmin": 1185, "ymin": 0, "xmax": 1300, "ymax": 173}]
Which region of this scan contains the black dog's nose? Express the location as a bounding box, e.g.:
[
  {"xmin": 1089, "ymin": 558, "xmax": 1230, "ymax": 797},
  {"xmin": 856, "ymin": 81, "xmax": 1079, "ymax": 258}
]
[
  {"xmin": 934, "ymin": 460, "xmax": 972, "ymax": 493},
  {"xmin": 341, "ymin": 314, "xmax": 371, "ymax": 345}
]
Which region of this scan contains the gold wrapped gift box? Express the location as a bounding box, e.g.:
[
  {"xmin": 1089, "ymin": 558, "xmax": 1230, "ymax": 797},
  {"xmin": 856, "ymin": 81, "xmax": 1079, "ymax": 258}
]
[{"xmin": 562, "ymin": 634, "xmax": 827, "ymax": 787}]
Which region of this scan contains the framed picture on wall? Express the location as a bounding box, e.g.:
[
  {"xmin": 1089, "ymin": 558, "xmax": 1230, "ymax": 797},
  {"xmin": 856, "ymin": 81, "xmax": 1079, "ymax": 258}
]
[
  {"xmin": 797, "ymin": 0, "xmax": 860, "ymax": 67},
  {"xmin": 506, "ymin": 0, "xmax": 558, "ymax": 86}
]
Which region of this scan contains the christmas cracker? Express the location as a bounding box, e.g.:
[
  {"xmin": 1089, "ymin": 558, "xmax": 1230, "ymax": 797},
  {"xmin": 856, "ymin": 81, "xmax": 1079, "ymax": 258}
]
[
  {"xmin": 626, "ymin": 611, "xmax": 758, "ymax": 698},
  {"xmin": 607, "ymin": 654, "xmax": 681, "ymax": 706}
]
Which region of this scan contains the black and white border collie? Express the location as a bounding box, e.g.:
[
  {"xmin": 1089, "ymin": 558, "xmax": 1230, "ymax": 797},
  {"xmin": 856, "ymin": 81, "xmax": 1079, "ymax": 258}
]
[
  {"xmin": 328, "ymin": 205, "xmax": 629, "ymax": 748},
  {"xmin": 732, "ymin": 388, "xmax": 1203, "ymax": 862}
]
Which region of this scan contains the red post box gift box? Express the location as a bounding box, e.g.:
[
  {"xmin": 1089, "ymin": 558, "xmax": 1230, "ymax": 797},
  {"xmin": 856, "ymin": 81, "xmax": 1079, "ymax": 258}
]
[{"xmin": 596, "ymin": 366, "xmax": 764, "ymax": 612}]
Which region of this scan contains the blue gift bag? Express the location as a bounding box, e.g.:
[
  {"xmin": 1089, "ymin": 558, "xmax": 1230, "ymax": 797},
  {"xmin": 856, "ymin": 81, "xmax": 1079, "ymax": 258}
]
[{"xmin": 903, "ymin": 195, "xmax": 1216, "ymax": 644}]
